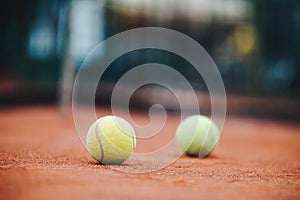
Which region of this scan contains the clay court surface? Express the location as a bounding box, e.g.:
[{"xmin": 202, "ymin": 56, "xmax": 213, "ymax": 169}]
[{"xmin": 0, "ymin": 106, "xmax": 299, "ymax": 199}]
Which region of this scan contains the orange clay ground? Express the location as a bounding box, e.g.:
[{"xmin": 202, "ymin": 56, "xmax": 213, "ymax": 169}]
[{"xmin": 0, "ymin": 106, "xmax": 299, "ymax": 200}]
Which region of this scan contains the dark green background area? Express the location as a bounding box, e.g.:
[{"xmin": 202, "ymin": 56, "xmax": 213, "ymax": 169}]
[{"xmin": 0, "ymin": 0, "xmax": 299, "ymax": 105}]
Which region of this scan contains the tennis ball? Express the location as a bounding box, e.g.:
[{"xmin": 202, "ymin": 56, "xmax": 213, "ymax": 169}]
[
  {"xmin": 86, "ymin": 116, "xmax": 136, "ymax": 165},
  {"xmin": 176, "ymin": 115, "xmax": 219, "ymax": 158}
]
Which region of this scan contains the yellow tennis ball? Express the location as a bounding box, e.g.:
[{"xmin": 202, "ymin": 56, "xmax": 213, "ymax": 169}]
[
  {"xmin": 176, "ymin": 115, "xmax": 219, "ymax": 158},
  {"xmin": 86, "ymin": 116, "xmax": 136, "ymax": 165}
]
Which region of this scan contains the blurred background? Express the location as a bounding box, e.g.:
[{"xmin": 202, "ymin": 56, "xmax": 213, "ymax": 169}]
[{"xmin": 0, "ymin": 0, "xmax": 299, "ymax": 119}]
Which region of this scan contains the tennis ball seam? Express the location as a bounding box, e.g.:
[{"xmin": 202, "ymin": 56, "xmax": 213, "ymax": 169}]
[
  {"xmin": 185, "ymin": 116, "xmax": 202, "ymax": 155},
  {"xmin": 199, "ymin": 118, "xmax": 210, "ymax": 156},
  {"xmin": 87, "ymin": 116, "xmax": 136, "ymax": 165},
  {"xmin": 199, "ymin": 118, "xmax": 219, "ymax": 156},
  {"xmin": 100, "ymin": 119, "xmax": 132, "ymax": 152},
  {"xmin": 127, "ymin": 123, "xmax": 136, "ymax": 151},
  {"xmin": 112, "ymin": 117, "xmax": 136, "ymax": 150},
  {"xmin": 176, "ymin": 115, "xmax": 219, "ymax": 157},
  {"xmin": 189, "ymin": 117, "xmax": 202, "ymax": 153},
  {"xmin": 95, "ymin": 121, "xmax": 105, "ymax": 163}
]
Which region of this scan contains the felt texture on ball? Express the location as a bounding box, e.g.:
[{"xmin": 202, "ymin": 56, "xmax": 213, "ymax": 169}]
[
  {"xmin": 176, "ymin": 115, "xmax": 219, "ymax": 158},
  {"xmin": 86, "ymin": 116, "xmax": 136, "ymax": 165}
]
